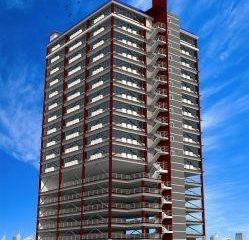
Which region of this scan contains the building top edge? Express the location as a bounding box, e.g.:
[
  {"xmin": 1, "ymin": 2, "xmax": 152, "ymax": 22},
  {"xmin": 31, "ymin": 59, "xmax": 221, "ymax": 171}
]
[
  {"xmin": 180, "ymin": 28, "xmax": 198, "ymax": 39},
  {"xmin": 47, "ymin": 0, "xmax": 153, "ymax": 47},
  {"xmin": 167, "ymin": 12, "xmax": 179, "ymax": 20}
]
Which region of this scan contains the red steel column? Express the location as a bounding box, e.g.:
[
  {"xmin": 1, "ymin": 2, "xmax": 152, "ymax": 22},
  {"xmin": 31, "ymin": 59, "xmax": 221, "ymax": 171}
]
[
  {"xmin": 56, "ymin": 36, "xmax": 68, "ymax": 240},
  {"xmin": 80, "ymin": 20, "xmax": 91, "ymax": 239},
  {"xmin": 108, "ymin": 4, "xmax": 115, "ymax": 239},
  {"xmin": 141, "ymin": 180, "xmax": 146, "ymax": 234},
  {"xmin": 142, "ymin": 19, "xmax": 148, "ymax": 235}
]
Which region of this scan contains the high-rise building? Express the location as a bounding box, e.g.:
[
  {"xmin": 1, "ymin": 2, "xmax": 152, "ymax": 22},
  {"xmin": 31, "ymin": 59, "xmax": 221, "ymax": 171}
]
[
  {"xmin": 236, "ymin": 233, "xmax": 243, "ymax": 240},
  {"xmin": 13, "ymin": 233, "xmax": 21, "ymax": 240},
  {"xmin": 210, "ymin": 234, "xmax": 218, "ymax": 240},
  {"xmin": 24, "ymin": 236, "xmax": 34, "ymax": 240},
  {"xmin": 36, "ymin": 0, "xmax": 206, "ymax": 239}
]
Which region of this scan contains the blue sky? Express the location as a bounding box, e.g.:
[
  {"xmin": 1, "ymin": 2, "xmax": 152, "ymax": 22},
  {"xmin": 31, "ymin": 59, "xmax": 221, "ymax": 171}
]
[{"xmin": 0, "ymin": 0, "xmax": 248, "ymax": 239}]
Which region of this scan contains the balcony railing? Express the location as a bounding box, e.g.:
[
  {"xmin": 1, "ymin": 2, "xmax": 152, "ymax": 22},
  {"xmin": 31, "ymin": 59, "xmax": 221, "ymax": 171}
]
[
  {"xmin": 43, "ymin": 233, "xmax": 162, "ymax": 240},
  {"xmin": 41, "ymin": 187, "xmax": 160, "ymax": 205},
  {"xmin": 40, "ymin": 202, "xmax": 161, "ymax": 218},
  {"xmin": 41, "ymin": 172, "xmax": 160, "ymax": 193},
  {"xmin": 39, "ymin": 217, "xmax": 163, "ymax": 230}
]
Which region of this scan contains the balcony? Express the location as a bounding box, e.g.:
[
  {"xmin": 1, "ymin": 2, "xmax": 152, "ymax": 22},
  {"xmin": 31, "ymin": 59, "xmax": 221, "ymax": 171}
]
[
  {"xmin": 185, "ymin": 178, "xmax": 202, "ymax": 188},
  {"xmin": 185, "ymin": 189, "xmax": 202, "ymax": 200},
  {"xmin": 115, "ymin": 25, "xmax": 145, "ymax": 42},
  {"xmin": 184, "ymin": 164, "xmax": 201, "ymax": 173},
  {"xmin": 40, "ymin": 172, "xmax": 160, "ymax": 195},
  {"xmin": 114, "ymin": 137, "xmax": 145, "ymax": 151},
  {"xmin": 181, "ymin": 86, "xmax": 198, "ymax": 97},
  {"xmin": 115, "ymin": 108, "xmax": 145, "ymax": 121},
  {"xmin": 113, "ymin": 152, "xmax": 145, "ymax": 163},
  {"xmin": 115, "ymin": 38, "xmax": 145, "ymax": 56},
  {"xmin": 181, "ymin": 49, "xmax": 197, "ymax": 61},
  {"xmin": 115, "ymin": 79, "xmax": 145, "ymax": 93},
  {"xmin": 186, "ymin": 214, "xmax": 204, "ymax": 225},
  {"xmin": 180, "ymin": 40, "xmax": 199, "ymax": 52},
  {"xmin": 40, "ymin": 187, "xmax": 160, "ymax": 207},
  {"xmin": 186, "ymin": 228, "xmax": 204, "ymax": 238},
  {"xmin": 113, "ymin": 122, "xmax": 145, "ymax": 135},
  {"xmin": 116, "ymin": 65, "xmax": 145, "ymax": 79},
  {"xmin": 39, "ymin": 217, "xmax": 163, "ymax": 231},
  {"xmin": 41, "ymin": 233, "xmax": 162, "ymax": 240},
  {"xmin": 186, "ymin": 202, "xmax": 203, "ymax": 213},
  {"xmin": 115, "ymin": 52, "xmax": 145, "ymax": 68},
  {"xmin": 115, "ymin": 93, "xmax": 145, "ymax": 107}
]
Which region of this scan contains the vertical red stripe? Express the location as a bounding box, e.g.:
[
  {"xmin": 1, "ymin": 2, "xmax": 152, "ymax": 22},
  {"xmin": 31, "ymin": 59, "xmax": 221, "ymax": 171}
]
[
  {"xmin": 108, "ymin": 4, "xmax": 115, "ymax": 239},
  {"xmin": 56, "ymin": 36, "xmax": 68, "ymax": 240},
  {"xmin": 143, "ymin": 19, "xmax": 148, "ymax": 235},
  {"xmin": 80, "ymin": 19, "xmax": 91, "ymax": 239}
]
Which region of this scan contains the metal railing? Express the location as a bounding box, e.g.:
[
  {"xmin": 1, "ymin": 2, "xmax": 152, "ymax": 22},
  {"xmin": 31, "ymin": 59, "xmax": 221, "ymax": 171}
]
[
  {"xmin": 43, "ymin": 233, "xmax": 162, "ymax": 240},
  {"xmin": 41, "ymin": 187, "xmax": 160, "ymax": 205},
  {"xmin": 40, "ymin": 201, "xmax": 161, "ymax": 218},
  {"xmin": 42, "ymin": 172, "xmax": 160, "ymax": 193},
  {"xmin": 40, "ymin": 217, "xmax": 163, "ymax": 230}
]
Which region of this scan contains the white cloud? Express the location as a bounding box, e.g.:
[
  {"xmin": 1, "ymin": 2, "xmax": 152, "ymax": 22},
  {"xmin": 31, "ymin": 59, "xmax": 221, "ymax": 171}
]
[
  {"xmin": 201, "ymin": 91, "xmax": 249, "ymax": 154},
  {"xmin": 199, "ymin": 0, "xmax": 249, "ymax": 81},
  {"xmin": 0, "ymin": 60, "xmax": 42, "ymax": 167},
  {"xmin": 202, "ymin": 94, "xmax": 249, "ymax": 131},
  {"xmin": 2, "ymin": 0, "xmax": 33, "ymax": 9}
]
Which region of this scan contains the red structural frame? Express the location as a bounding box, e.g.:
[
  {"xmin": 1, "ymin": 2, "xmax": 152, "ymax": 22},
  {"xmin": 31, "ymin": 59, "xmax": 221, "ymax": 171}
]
[
  {"xmin": 36, "ymin": 1, "xmax": 206, "ymax": 239},
  {"xmin": 56, "ymin": 36, "xmax": 68, "ymax": 240},
  {"xmin": 80, "ymin": 19, "xmax": 91, "ymax": 239},
  {"xmin": 142, "ymin": 17, "xmax": 149, "ymax": 234},
  {"xmin": 108, "ymin": 4, "xmax": 115, "ymax": 239}
]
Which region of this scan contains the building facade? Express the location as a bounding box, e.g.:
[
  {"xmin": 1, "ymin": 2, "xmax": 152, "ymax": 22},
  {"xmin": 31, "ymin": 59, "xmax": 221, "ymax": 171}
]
[
  {"xmin": 235, "ymin": 233, "xmax": 243, "ymax": 240},
  {"xmin": 13, "ymin": 234, "xmax": 21, "ymax": 240},
  {"xmin": 36, "ymin": 0, "xmax": 206, "ymax": 239},
  {"xmin": 210, "ymin": 234, "xmax": 218, "ymax": 240}
]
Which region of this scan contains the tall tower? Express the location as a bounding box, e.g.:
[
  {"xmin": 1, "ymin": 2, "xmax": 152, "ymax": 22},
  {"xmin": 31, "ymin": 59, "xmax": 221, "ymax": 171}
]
[
  {"xmin": 13, "ymin": 233, "xmax": 21, "ymax": 240},
  {"xmin": 236, "ymin": 233, "xmax": 243, "ymax": 240},
  {"xmin": 36, "ymin": 0, "xmax": 206, "ymax": 239}
]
